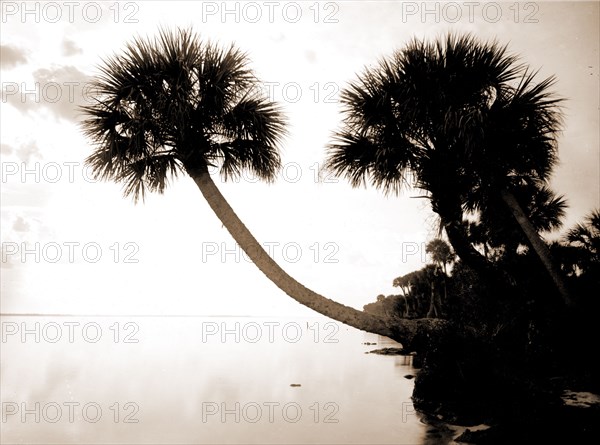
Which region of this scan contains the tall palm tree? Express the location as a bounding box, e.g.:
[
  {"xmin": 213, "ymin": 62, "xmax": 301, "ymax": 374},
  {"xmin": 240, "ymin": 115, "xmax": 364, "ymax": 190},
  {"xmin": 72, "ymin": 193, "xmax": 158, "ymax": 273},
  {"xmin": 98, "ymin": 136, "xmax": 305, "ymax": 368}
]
[
  {"xmin": 425, "ymin": 239, "xmax": 455, "ymax": 277},
  {"xmin": 426, "ymin": 238, "xmax": 455, "ymax": 303},
  {"xmin": 80, "ymin": 27, "xmax": 398, "ymax": 339},
  {"xmin": 325, "ymin": 33, "xmax": 573, "ymax": 306}
]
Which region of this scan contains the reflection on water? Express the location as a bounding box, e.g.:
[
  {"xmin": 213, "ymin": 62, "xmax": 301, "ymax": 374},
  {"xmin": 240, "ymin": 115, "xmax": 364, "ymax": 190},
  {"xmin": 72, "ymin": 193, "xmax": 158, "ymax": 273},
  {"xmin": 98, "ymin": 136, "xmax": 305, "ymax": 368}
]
[{"xmin": 1, "ymin": 314, "xmax": 461, "ymax": 444}]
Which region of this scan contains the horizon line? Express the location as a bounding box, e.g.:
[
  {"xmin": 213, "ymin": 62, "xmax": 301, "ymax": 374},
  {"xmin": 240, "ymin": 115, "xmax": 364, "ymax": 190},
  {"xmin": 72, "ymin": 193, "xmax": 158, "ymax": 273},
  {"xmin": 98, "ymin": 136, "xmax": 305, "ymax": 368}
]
[{"xmin": 0, "ymin": 313, "xmax": 319, "ymax": 318}]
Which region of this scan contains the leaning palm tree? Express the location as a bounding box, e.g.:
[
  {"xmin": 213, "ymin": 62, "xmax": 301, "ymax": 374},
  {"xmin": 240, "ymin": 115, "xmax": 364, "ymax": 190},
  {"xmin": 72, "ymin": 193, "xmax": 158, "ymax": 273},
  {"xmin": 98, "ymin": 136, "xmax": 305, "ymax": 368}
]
[
  {"xmin": 325, "ymin": 33, "xmax": 573, "ymax": 306},
  {"xmin": 80, "ymin": 27, "xmax": 408, "ymax": 340}
]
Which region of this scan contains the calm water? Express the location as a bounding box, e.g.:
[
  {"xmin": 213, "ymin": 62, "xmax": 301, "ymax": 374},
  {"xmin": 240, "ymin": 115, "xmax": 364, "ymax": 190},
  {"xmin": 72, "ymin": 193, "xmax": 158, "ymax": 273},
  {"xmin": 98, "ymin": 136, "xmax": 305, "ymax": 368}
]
[{"xmin": 1, "ymin": 315, "xmax": 462, "ymax": 444}]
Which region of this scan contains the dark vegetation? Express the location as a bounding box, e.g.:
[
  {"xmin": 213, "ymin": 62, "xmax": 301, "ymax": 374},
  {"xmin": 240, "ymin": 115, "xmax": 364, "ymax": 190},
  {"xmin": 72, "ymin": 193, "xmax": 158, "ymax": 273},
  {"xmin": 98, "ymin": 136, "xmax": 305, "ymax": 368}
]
[
  {"xmin": 362, "ymin": 221, "xmax": 600, "ymax": 439},
  {"xmin": 341, "ymin": 34, "xmax": 600, "ymax": 441}
]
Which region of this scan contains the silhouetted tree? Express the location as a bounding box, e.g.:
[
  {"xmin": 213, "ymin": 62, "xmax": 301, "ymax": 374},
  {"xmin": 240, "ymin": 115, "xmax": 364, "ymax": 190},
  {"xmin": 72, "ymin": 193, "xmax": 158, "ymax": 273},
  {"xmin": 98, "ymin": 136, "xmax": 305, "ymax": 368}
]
[
  {"xmin": 325, "ymin": 33, "xmax": 572, "ymax": 306},
  {"xmin": 81, "ymin": 27, "xmax": 397, "ymax": 338}
]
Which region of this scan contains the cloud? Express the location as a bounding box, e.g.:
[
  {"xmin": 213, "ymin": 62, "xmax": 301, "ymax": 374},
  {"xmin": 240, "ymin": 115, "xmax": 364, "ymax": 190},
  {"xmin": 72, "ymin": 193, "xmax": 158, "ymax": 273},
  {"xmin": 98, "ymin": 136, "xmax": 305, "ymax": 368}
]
[
  {"xmin": 2, "ymin": 65, "xmax": 92, "ymax": 122},
  {"xmin": 17, "ymin": 141, "xmax": 42, "ymax": 163},
  {"xmin": 0, "ymin": 212, "xmax": 51, "ymax": 273},
  {"xmin": 0, "ymin": 141, "xmax": 41, "ymax": 163},
  {"xmin": 1, "ymin": 144, "xmax": 14, "ymax": 156},
  {"xmin": 12, "ymin": 216, "xmax": 30, "ymax": 233},
  {"xmin": 1, "ymin": 211, "xmax": 52, "ymax": 243},
  {"xmin": 62, "ymin": 39, "xmax": 83, "ymax": 56},
  {"xmin": 0, "ymin": 44, "xmax": 27, "ymax": 69},
  {"xmin": 269, "ymin": 32, "xmax": 286, "ymax": 43}
]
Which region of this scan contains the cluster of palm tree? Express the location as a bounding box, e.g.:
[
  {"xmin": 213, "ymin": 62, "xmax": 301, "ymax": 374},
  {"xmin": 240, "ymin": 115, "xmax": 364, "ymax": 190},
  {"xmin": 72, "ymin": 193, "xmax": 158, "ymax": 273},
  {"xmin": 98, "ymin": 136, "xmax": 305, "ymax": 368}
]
[
  {"xmin": 362, "ymin": 293, "xmax": 405, "ymax": 320},
  {"xmin": 82, "ymin": 28, "xmax": 589, "ymax": 347},
  {"xmin": 325, "ymin": 33, "xmax": 573, "ymax": 306},
  {"xmin": 392, "ymin": 265, "xmax": 443, "ymax": 318},
  {"xmin": 552, "ymin": 210, "xmax": 600, "ymax": 284},
  {"xmin": 380, "ymin": 239, "xmax": 456, "ymax": 319}
]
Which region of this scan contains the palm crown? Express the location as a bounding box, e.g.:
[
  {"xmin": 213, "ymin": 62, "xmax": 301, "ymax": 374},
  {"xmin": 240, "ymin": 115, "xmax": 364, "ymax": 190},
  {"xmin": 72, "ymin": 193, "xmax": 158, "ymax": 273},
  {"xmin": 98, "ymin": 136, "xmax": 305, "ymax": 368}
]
[
  {"xmin": 325, "ymin": 33, "xmax": 562, "ymax": 213},
  {"xmin": 567, "ymin": 210, "xmax": 600, "ymax": 263},
  {"xmin": 81, "ymin": 27, "xmax": 286, "ymax": 202}
]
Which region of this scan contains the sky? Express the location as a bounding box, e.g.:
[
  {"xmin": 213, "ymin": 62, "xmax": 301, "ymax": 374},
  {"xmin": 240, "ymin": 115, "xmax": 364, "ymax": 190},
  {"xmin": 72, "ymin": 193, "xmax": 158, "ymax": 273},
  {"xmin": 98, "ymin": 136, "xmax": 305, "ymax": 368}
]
[{"xmin": 1, "ymin": 1, "xmax": 599, "ymax": 316}]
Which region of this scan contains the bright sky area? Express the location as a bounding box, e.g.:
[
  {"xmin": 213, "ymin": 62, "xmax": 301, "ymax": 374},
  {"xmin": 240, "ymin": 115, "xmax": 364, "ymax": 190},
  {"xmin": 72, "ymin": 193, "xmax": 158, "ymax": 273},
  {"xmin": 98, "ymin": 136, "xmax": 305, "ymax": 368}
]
[{"xmin": 1, "ymin": 1, "xmax": 598, "ymax": 315}]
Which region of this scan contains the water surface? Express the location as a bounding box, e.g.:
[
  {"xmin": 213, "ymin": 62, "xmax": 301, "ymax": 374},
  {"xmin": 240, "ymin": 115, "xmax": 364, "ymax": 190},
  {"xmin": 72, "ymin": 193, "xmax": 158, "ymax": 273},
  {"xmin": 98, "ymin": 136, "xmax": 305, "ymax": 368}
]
[{"xmin": 1, "ymin": 314, "xmax": 450, "ymax": 444}]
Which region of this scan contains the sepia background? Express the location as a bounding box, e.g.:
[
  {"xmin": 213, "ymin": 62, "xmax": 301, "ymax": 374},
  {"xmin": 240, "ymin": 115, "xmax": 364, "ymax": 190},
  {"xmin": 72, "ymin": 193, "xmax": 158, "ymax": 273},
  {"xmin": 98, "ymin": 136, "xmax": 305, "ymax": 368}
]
[{"xmin": 1, "ymin": 1, "xmax": 598, "ymax": 443}]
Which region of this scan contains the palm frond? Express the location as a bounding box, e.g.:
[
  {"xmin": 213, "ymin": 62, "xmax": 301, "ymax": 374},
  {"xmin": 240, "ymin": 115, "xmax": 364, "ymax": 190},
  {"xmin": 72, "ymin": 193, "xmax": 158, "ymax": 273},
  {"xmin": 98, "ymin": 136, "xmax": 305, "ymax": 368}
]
[
  {"xmin": 80, "ymin": 27, "xmax": 286, "ymax": 201},
  {"xmin": 325, "ymin": 132, "xmax": 415, "ymax": 195}
]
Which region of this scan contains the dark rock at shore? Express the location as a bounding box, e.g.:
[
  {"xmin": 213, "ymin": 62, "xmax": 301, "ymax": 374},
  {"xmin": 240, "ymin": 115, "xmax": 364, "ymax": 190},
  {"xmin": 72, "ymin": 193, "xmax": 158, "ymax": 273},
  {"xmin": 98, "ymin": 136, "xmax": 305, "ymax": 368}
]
[
  {"xmin": 367, "ymin": 347, "xmax": 410, "ymax": 355},
  {"xmin": 455, "ymin": 403, "xmax": 600, "ymax": 444},
  {"xmin": 404, "ymin": 374, "xmax": 415, "ymax": 379}
]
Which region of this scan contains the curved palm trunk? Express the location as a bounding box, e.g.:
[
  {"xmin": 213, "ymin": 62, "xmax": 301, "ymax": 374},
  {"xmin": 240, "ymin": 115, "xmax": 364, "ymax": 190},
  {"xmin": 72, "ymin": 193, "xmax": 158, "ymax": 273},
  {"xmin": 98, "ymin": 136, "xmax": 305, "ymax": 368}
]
[
  {"xmin": 442, "ymin": 218, "xmax": 492, "ymax": 273},
  {"xmin": 500, "ymin": 189, "xmax": 574, "ymax": 307},
  {"xmin": 440, "ymin": 214, "xmax": 514, "ymax": 297},
  {"xmin": 184, "ymin": 164, "xmax": 444, "ymax": 346},
  {"xmin": 432, "ymin": 195, "xmax": 494, "ymax": 274}
]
